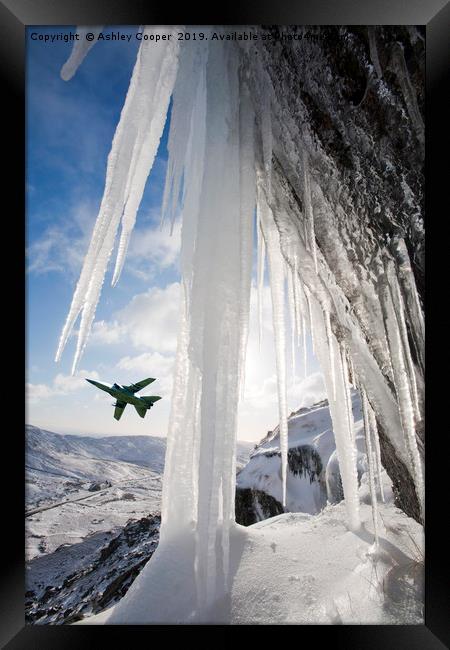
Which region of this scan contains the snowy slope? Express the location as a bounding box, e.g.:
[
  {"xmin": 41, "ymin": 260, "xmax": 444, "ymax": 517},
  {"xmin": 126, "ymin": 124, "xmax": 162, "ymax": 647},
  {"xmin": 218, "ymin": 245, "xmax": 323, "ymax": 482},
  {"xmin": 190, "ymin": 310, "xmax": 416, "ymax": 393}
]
[
  {"xmin": 25, "ymin": 425, "xmax": 252, "ymax": 559},
  {"xmin": 96, "ymin": 494, "xmax": 423, "ymax": 625},
  {"xmin": 237, "ymin": 390, "xmax": 374, "ymax": 517},
  {"xmin": 25, "ymin": 425, "xmax": 253, "ymax": 623}
]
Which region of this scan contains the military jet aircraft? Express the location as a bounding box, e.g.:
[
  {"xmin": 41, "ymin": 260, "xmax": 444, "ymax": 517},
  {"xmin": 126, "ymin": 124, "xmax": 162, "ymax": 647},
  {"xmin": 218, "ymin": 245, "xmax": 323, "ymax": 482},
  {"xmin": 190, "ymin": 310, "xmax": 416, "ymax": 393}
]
[{"xmin": 86, "ymin": 377, "xmax": 162, "ymax": 421}]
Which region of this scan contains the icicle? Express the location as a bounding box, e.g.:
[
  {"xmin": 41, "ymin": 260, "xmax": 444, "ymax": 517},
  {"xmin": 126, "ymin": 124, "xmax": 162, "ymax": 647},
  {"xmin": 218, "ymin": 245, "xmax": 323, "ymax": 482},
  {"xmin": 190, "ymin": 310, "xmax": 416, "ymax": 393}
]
[
  {"xmin": 391, "ymin": 42, "xmax": 424, "ymax": 148},
  {"xmin": 258, "ymin": 184, "xmax": 289, "ymax": 508},
  {"xmin": 160, "ymin": 37, "xmax": 207, "ymax": 232},
  {"xmin": 60, "ymin": 26, "xmax": 104, "ymax": 81},
  {"xmin": 340, "ymin": 344, "xmax": 355, "ymax": 444},
  {"xmin": 368, "ymin": 27, "xmax": 383, "ymax": 79},
  {"xmin": 392, "ymin": 236, "xmax": 424, "ymax": 373},
  {"xmin": 56, "ymin": 28, "xmax": 180, "ymax": 370},
  {"xmin": 287, "ymin": 265, "xmax": 297, "ymax": 380},
  {"xmin": 302, "ymin": 315, "xmax": 308, "ymax": 378},
  {"xmin": 324, "ymin": 309, "xmax": 337, "ymax": 401},
  {"xmin": 258, "ymin": 64, "xmax": 273, "ymax": 195},
  {"xmin": 112, "ymin": 32, "xmax": 181, "ymax": 285},
  {"xmin": 168, "ymin": 37, "xmax": 254, "ymax": 611},
  {"xmin": 237, "ymin": 82, "xmax": 256, "ymax": 401},
  {"xmin": 386, "ymin": 263, "xmax": 421, "ymax": 422},
  {"xmin": 304, "ymin": 285, "xmax": 315, "ymax": 355},
  {"xmin": 309, "ymin": 296, "xmax": 360, "ymax": 530},
  {"xmin": 361, "ymin": 387, "xmax": 380, "ymax": 546},
  {"xmin": 291, "ymin": 259, "xmax": 302, "ymax": 347},
  {"xmin": 292, "ymin": 262, "xmax": 309, "ymax": 378},
  {"xmin": 348, "ymin": 352, "xmax": 356, "ymax": 388},
  {"xmin": 379, "ymin": 268, "xmax": 424, "ymax": 518},
  {"xmin": 368, "ymin": 400, "xmax": 385, "ymax": 503},
  {"xmin": 256, "ymin": 205, "xmax": 266, "ymax": 350},
  {"xmin": 302, "ymin": 151, "xmax": 318, "ymax": 274}
]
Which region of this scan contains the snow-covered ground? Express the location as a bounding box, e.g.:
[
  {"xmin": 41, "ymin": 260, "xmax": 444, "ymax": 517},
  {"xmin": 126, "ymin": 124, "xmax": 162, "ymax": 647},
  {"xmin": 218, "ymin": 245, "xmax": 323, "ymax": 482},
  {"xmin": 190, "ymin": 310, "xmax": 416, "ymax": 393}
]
[
  {"xmin": 25, "ymin": 426, "xmax": 165, "ymax": 559},
  {"xmin": 26, "ymin": 413, "xmax": 423, "ymax": 626},
  {"xmin": 25, "ymin": 426, "xmax": 252, "ymax": 560},
  {"xmin": 70, "ymin": 394, "xmax": 423, "ymax": 626},
  {"xmin": 85, "ymin": 484, "xmax": 423, "ymax": 625}
]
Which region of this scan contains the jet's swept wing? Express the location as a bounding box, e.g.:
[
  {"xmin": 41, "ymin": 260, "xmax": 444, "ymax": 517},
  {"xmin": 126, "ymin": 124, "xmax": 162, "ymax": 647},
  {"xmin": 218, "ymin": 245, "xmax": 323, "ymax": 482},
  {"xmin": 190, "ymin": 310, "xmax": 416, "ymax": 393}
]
[
  {"xmin": 124, "ymin": 378, "xmax": 156, "ymax": 394},
  {"xmin": 86, "ymin": 378, "xmax": 113, "ymax": 393},
  {"xmin": 114, "ymin": 401, "xmax": 127, "ymax": 421}
]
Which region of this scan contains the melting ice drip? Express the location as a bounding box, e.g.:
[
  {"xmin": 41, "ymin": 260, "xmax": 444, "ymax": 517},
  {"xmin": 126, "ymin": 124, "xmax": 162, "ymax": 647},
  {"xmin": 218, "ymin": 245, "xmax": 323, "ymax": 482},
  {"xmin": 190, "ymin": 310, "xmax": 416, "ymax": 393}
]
[{"xmin": 55, "ymin": 26, "xmax": 425, "ymax": 613}]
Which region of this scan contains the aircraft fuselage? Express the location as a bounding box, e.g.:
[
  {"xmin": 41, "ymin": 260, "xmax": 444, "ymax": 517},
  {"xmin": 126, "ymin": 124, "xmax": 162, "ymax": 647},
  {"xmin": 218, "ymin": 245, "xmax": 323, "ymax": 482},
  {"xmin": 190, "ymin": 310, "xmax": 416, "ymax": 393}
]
[{"xmin": 85, "ymin": 378, "xmax": 162, "ymax": 420}]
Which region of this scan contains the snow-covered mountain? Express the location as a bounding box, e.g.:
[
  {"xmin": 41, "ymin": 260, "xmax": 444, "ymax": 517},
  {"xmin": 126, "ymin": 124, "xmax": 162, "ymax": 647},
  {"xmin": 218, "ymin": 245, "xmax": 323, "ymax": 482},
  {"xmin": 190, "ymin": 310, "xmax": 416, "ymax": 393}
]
[
  {"xmin": 26, "ymin": 426, "xmax": 166, "ymax": 509},
  {"xmin": 25, "ymin": 425, "xmax": 254, "ymax": 623},
  {"xmin": 26, "ymin": 425, "xmax": 252, "ymax": 559},
  {"xmin": 236, "ymin": 391, "xmax": 377, "ymax": 525}
]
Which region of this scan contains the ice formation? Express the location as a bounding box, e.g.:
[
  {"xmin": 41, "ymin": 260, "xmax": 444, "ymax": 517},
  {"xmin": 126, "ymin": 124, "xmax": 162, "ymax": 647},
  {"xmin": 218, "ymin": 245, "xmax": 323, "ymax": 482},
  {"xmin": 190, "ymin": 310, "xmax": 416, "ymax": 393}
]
[
  {"xmin": 60, "ymin": 26, "xmax": 104, "ymax": 81},
  {"xmin": 56, "ymin": 26, "xmax": 425, "ymax": 614},
  {"xmin": 361, "ymin": 387, "xmax": 380, "ymax": 545},
  {"xmin": 55, "ymin": 26, "xmax": 180, "ymax": 374}
]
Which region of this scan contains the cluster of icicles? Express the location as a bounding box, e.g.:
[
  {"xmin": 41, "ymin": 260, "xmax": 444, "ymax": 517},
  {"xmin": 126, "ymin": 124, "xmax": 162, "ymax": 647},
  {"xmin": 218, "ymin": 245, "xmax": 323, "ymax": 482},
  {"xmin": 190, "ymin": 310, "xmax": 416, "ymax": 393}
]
[{"xmin": 56, "ymin": 27, "xmax": 424, "ymax": 612}]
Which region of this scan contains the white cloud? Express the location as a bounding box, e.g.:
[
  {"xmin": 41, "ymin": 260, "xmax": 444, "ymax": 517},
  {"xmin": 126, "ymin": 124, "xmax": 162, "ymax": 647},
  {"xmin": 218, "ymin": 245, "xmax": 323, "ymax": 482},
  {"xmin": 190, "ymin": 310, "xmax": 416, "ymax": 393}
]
[
  {"xmin": 129, "ymin": 218, "xmax": 181, "ymax": 270},
  {"xmin": 117, "ymin": 351, "xmax": 175, "ymax": 394},
  {"xmin": 26, "ymin": 369, "xmax": 99, "ymax": 404},
  {"xmin": 288, "ymin": 372, "xmax": 326, "ymax": 409},
  {"xmin": 117, "ymin": 282, "xmax": 180, "ymax": 352},
  {"xmin": 26, "ymin": 382, "xmax": 54, "ymax": 402},
  {"xmin": 90, "ymin": 282, "xmax": 181, "ymax": 354},
  {"xmin": 90, "ymin": 320, "xmax": 127, "ymax": 345},
  {"xmin": 27, "ymin": 203, "xmax": 181, "ymax": 283}
]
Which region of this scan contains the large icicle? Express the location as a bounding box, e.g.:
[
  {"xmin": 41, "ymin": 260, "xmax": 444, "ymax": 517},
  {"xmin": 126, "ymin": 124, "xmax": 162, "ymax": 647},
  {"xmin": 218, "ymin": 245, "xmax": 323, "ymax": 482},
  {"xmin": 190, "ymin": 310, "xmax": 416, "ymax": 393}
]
[
  {"xmin": 258, "ymin": 183, "xmax": 289, "ymax": 509},
  {"xmin": 162, "ymin": 37, "xmax": 256, "ymax": 613},
  {"xmin": 160, "ymin": 36, "xmax": 207, "ymax": 233},
  {"xmin": 55, "ymin": 28, "xmax": 180, "ymax": 371},
  {"xmin": 236, "ymin": 83, "xmax": 256, "ymax": 401},
  {"xmin": 160, "ymin": 41, "xmax": 208, "ymax": 541},
  {"xmin": 112, "ymin": 30, "xmax": 182, "ymax": 285}
]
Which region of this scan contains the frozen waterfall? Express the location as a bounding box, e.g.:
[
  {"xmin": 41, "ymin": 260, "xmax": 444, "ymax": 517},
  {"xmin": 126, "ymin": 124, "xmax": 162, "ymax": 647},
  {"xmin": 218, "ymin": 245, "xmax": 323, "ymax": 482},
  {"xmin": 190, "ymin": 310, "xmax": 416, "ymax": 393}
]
[{"xmin": 56, "ymin": 26, "xmax": 425, "ymax": 615}]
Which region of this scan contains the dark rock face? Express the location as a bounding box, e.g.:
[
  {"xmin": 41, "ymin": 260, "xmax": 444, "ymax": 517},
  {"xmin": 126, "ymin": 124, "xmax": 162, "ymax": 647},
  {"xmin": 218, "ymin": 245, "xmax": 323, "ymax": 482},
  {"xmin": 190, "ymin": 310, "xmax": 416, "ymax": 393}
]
[
  {"xmin": 26, "ymin": 514, "xmax": 160, "ymax": 625},
  {"xmin": 252, "ymin": 26, "xmax": 424, "ymax": 523},
  {"xmin": 235, "ymin": 488, "xmax": 284, "ymax": 526}
]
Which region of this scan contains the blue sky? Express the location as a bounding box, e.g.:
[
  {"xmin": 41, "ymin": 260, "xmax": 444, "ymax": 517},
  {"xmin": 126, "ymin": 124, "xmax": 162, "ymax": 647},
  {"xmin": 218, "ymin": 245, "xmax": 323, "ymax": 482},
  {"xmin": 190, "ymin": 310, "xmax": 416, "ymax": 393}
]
[{"xmin": 26, "ymin": 26, "xmax": 324, "ymax": 441}]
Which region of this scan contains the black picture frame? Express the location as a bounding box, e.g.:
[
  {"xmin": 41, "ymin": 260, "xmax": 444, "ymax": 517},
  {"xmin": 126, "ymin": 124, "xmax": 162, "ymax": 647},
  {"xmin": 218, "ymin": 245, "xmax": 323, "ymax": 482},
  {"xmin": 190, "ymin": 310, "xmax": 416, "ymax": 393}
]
[{"xmin": 7, "ymin": 0, "xmax": 448, "ymax": 645}]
